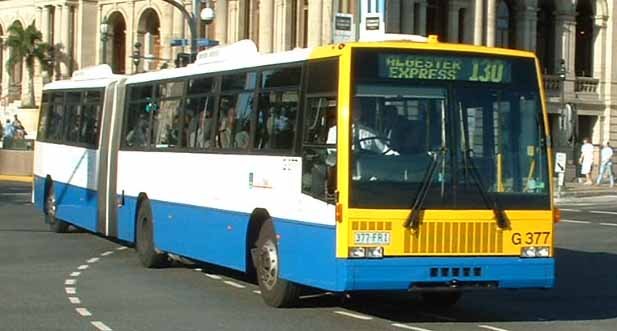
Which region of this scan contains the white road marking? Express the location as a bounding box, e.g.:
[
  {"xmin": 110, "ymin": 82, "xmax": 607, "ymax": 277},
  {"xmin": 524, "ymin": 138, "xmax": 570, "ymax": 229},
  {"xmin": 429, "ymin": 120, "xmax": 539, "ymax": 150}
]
[
  {"xmin": 70, "ymin": 272, "xmax": 81, "ymax": 277},
  {"xmin": 75, "ymin": 308, "xmax": 92, "ymax": 316},
  {"xmin": 600, "ymin": 222, "xmax": 617, "ymax": 227},
  {"xmin": 91, "ymin": 321, "xmax": 113, "ymax": 331},
  {"xmin": 193, "ymin": 268, "xmax": 203, "ymax": 272},
  {"xmin": 560, "ymin": 208, "xmax": 581, "ymax": 212},
  {"xmin": 299, "ymin": 293, "xmax": 333, "ymax": 299},
  {"xmin": 223, "ymin": 280, "xmax": 246, "ymax": 288},
  {"xmin": 561, "ymin": 219, "xmax": 591, "ymax": 224},
  {"xmin": 590, "ymin": 211, "xmax": 617, "ymax": 215},
  {"xmin": 417, "ymin": 311, "xmax": 457, "ymax": 321},
  {"xmin": 101, "ymin": 251, "xmax": 114, "ymax": 256},
  {"xmin": 87, "ymin": 257, "xmax": 100, "ymax": 263},
  {"xmin": 333, "ymin": 311, "xmax": 373, "ymax": 320},
  {"xmin": 479, "ymin": 325, "xmax": 511, "ymax": 331},
  {"xmin": 78, "ymin": 265, "xmax": 89, "ymax": 270},
  {"xmin": 65, "ymin": 287, "xmax": 76, "ymax": 294},
  {"xmin": 205, "ymin": 273, "xmax": 222, "ymax": 280},
  {"xmin": 68, "ymin": 297, "xmax": 81, "ymax": 304},
  {"xmin": 116, "ymin": 246, "xmax": 128, "ymax": 251},
  {"xmin": 253, "ymin": 290, "xmax": 261, "ymax": 294},
  {"xmin": 65, "ymin": 279, "xmax": 76, "ymax": 285},
  {"xmin": 391, "ymin": 324, "xmax": 435, "ymax": 331}
]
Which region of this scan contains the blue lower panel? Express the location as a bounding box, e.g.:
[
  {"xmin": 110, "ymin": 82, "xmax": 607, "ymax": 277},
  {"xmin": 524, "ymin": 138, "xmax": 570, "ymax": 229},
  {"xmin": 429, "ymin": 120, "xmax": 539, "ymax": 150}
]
[
  {"xmin": 147, "ymin": 199, "xmax": 249, "ymax": 272},
  {"xmin": 97, "ymin": 195, "xmax": 556, "ymax": 293},
  {"xmin": 33, "ymin": 175, "xmax": 99, "ymax": 233}
]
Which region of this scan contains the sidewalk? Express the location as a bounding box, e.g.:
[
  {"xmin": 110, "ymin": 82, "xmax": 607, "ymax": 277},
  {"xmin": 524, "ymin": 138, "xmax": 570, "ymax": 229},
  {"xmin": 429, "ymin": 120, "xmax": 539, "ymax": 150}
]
[
  {"xmin": 555, "ymin": 181, "xmax": 617, "ymax": 199},
  {"xmin": 0, "ymin": 175, "xmax": 32, "ymax": 183}
]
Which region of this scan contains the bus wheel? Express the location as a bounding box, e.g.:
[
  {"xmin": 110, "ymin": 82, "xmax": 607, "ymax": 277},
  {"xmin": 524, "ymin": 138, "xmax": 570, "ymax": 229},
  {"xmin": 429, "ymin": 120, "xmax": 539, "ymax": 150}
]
[
  {"xmin": 135, "ymin": 199, "xmax": 168, "ymax": 268},
  {"xmin": 421, "ymin": 291, "xmax": 462, "ymax": 308},
  {"xmin": 255, "ymin": 219, "xmax": 301, "ymax": 307},
  {"xmin": 46, "ymin": 183, "xmax": 69, "ymax": 233}
]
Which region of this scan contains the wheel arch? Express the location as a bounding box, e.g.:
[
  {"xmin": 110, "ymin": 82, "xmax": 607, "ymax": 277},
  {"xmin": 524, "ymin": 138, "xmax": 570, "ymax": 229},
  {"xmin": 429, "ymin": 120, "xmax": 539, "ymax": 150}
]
[
  {"xmin": 246, "ymin": 208, "xmax": 271, "ymax": 273},
  {"xmin": 133, "ymin": 192, "xmax": 150, "ymax": 243}
]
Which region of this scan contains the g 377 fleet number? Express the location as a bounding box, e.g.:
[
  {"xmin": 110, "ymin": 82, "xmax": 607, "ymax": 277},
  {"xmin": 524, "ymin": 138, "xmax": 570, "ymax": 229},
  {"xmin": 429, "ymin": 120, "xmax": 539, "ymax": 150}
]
[{"xmin": 511, "ymin": 232, "xmax": 550, "ymax": 245}]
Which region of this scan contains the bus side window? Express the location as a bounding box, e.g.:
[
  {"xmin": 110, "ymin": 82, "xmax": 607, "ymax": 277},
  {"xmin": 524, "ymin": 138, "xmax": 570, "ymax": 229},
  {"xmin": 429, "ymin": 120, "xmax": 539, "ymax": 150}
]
[
  {"xmin": 255, "ymin": 91, "xmax": 298, "ymax": 151},
  {"xmin": 125, "ymin": 102, "xmax": 151, "ymax": 148},
  {"xmin": 302, "ymin": 97, "xmax": 337, "ymax": 202}
]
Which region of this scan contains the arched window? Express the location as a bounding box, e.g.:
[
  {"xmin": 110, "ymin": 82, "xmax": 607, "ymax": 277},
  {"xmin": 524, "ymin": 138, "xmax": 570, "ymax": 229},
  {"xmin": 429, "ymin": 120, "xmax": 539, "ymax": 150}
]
[
  {"xmin": 137, "ymin": 8, "xmax": 161, "ymax": 72},
  {"xmin": 575, "ymin": 0, "xmax": 594, "ymax": 77},
  {"xmin": 108, "ymin": 12, "xmax": 127, "ymax": 74}
]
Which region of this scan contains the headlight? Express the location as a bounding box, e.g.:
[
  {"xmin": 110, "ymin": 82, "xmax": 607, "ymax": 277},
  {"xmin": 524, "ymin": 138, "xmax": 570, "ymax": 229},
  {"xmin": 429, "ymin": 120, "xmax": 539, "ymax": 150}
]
[
  {"xmin": 536, "ymin": 246, "xmax": 550, "ymax": 257},
  {"xmin": 349, "ymin": 247, "xmax": 384, "ymax": 258},
  {"xmin": 521, "ymin": 246, "xmax": 551, "ymax": 258},
  {"xmin": 349, "ymin": 247, "xmax": 366, "ymax": 258},
  {"xmin": 521, "ymin": 247, "xmax": 537, "ymax": 258},
  {"xmin": 366, "ymin": 247, "xmax": 383, "ymax": 258}
]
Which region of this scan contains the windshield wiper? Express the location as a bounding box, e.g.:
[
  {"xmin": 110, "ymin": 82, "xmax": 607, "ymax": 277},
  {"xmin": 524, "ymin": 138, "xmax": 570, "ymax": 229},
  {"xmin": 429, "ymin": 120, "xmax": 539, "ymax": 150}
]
[
  {"xmin": 458, "ymin": 103, "xmax": 510, "ymax": 230},
  {"xmin": 404, "ymin": 149, "xmax": 444, "ymax": 231}
]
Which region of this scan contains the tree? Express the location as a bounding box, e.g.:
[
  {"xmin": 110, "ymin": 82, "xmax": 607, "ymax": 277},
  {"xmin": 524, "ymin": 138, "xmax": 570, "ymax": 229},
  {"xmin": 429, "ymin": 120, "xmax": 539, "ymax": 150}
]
[{"xmin": 5, "ymin": 21, "xmax": 49, "ymax": 108}]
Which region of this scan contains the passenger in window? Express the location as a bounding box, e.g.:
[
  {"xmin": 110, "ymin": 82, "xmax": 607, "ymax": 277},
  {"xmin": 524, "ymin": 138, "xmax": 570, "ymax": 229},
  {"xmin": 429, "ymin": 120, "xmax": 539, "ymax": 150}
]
[
  {"xmin": 126, "ymin": 116, "xmax": 148, "ymax": 147},
  {"xmin": 235, "ymin": 119, "xmax": 250, "ymax": 149},
  {"xmin": 218, "ymin": 105, "xmax": 236, "ymax": 148}
]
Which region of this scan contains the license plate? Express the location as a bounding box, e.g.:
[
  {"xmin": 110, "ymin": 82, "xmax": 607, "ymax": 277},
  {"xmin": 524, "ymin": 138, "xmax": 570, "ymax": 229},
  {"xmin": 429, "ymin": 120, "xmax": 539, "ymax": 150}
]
[{"xmin": 354, "ymin": 232, "xmax": 391, "ymax": 245}]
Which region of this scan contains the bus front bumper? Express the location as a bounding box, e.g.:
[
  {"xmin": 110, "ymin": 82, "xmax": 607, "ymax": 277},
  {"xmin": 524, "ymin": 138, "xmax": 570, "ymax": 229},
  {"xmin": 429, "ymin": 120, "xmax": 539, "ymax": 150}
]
[{"xmin": 336, "ymin": 256, "xmax": 554, "ymax": 291}]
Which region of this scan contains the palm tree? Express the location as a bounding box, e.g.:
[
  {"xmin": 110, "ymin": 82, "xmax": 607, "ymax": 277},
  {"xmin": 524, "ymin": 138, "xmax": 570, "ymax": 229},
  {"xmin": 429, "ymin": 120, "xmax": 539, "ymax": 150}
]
[{"xmin": 5, "ymin": 21, "xmax": 49, "ymax": 107}]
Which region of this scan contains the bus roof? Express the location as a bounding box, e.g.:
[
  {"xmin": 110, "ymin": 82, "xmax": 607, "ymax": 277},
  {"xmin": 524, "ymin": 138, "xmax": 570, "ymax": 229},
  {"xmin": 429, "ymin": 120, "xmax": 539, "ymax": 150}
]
[
  {"xmin": 125, "ymin": 41, "xmax": 313, "ymax": 85},
  {"xmin": 43, "ymin": 65, "xmax": 123, "ymax": 91},
  {"xmin": 48, "ymin": 38, "xmax": 536, "ymax": 90}
]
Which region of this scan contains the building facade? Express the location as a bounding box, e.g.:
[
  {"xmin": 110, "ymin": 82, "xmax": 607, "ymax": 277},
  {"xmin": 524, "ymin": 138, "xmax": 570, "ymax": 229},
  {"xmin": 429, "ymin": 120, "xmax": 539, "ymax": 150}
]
[{"xmin": 0, "ymin": 0, "xmax": 615, "ymax": 176}]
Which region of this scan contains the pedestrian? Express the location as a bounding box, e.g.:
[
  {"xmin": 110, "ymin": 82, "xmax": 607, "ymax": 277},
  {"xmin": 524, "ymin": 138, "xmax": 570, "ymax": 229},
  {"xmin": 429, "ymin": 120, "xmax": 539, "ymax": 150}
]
[
  {"xmin": 596, "ymin": 141, "xmax": 614, "ymax": 187},
  {"xmin": 3, "ymin": 119, "xmax": 15, "ymax": 149},
  {"xmin": 579, "ymin": 137, "xmax": 594, "ymax": 185}
]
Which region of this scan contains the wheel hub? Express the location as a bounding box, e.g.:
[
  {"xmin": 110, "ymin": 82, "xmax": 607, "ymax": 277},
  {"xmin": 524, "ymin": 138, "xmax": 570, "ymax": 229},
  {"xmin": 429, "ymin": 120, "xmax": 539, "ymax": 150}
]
[{"xmin": 259, "ymin": 239, "xmax": 278, "ymax": 290}]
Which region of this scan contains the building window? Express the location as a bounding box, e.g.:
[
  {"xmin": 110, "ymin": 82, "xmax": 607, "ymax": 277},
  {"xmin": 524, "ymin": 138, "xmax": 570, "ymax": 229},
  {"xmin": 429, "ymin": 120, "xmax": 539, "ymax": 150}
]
[{"xmin": 575, "ymin": 0, "xmax": 594, "ymax": 77}]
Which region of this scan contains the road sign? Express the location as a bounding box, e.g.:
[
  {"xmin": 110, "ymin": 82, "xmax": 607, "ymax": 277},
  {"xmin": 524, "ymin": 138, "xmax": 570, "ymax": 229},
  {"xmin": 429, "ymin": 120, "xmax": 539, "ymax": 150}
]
[
  {"xmin": 555, "ymin": 152, "xmax": 567, "ymax": 173},
  {"xmin": 333, "ymin": 13, "xmax": 354, "ymax": 43},
  {"xmin": 170, "ymin": 39, "xmax": 219, "ymax": 48}
]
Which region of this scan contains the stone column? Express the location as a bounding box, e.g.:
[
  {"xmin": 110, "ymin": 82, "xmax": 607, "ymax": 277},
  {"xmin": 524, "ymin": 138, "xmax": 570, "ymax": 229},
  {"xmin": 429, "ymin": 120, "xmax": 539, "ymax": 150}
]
[
  {"xmin": 401, "ymin": 0, "xmax": 415, "ymax": 34},
  {"xmin": 63, "ymin": 4, "xmax": 74, "ymax": 77},
  {"xmin": 554, "ymin": 12, "xmax": 576, "ymax": 79},
  {"xmin": 516, "ymin": 2, "xmax": 538, "ymax": 51},
  {"xmin": 54, "ymin": 5, "xmax": 63, "ymax": 47},
  {"xmin": 227, "ymin": 0, "xmax": 241, "ymax": 42},
  {"xmin": 307, "ymin": 0, "xmax": 323, "ymax": 47},
  {"xmin": 386, "ymin": 0, "xmax": 401, "ymax": 33},
  {"xmin": 41, "ymin": 6, "xmax": 51, "ymax": 43},
  {"xmin": 473, "ymin": 0, "xmax": 483, "ymax": 45},
  {"xmin": 321, "ymin": 0, "xmax": 333, "ymax": 44},
  {"xmin": 259, "ymin": 0, "xmax": 274, "ymax": 52},
  {"xmin": 447, "ymin": 1, "xmax": 460, "ymax": 42},
  {"xmin": 215, "ymin": 0, "xmax": 228, "ymax": 44},
  {"xmin": 417, "ymin": 0, "xmax": 427, "ymax": 36},
  {"xmin": 485, "ymin": 0, "xmax": 496, "ymax": 47},
  {"xmin": 592, "ymin": 16, "xmax": 607, "ymax": 80}
]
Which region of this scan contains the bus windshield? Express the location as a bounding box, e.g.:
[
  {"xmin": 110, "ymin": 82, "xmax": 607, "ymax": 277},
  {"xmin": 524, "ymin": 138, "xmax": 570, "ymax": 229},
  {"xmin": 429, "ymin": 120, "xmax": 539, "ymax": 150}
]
[{"xmin": 349, "ymin": 49, "xmax": 550, "ymax": 210}]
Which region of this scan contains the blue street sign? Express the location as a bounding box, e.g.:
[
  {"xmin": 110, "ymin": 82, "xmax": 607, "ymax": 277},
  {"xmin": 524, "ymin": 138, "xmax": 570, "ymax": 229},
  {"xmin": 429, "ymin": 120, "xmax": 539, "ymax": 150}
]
[{"xmin": 170, "ymin": 39, "xmax": 219, "ymax": 48}]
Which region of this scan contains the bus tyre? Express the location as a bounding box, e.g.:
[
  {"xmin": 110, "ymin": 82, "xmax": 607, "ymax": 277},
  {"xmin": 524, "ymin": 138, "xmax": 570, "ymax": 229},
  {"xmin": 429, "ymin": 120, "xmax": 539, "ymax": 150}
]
[
  {"xmin": 136, "ymin": 199, "xmax": 168, "ymax": 268},
  {"xmin": 46, "ymin": 183, "xmax": 69, "ymax": 233},
  {"xmin": 255, "ymin": 219, "xmax": 301, "ymax": 307},
  {"xmin": 421, "ymin": 291, "xmax": 462, "ymax": 308}
]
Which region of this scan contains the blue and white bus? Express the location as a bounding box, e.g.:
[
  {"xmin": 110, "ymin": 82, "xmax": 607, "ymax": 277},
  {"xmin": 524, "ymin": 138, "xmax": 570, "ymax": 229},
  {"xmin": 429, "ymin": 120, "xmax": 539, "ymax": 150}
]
[{"xmin": 34, "ymin": 38, "xmax": 556, "ymax": 308}]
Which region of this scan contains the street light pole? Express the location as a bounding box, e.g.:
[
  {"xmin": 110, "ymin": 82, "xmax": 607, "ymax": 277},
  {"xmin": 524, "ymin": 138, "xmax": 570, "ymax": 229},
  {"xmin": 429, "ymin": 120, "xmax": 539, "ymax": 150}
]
[{"xmin": 161, "ymin": 0, "xmax": 201, "ymax": 56}]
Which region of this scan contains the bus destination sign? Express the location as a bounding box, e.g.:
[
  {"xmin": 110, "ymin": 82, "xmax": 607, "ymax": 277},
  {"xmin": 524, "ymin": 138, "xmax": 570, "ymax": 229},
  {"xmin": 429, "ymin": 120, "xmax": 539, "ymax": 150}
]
[{"xmin": 379, "ymin": 54, "xmax": 512, "ymax": 83}]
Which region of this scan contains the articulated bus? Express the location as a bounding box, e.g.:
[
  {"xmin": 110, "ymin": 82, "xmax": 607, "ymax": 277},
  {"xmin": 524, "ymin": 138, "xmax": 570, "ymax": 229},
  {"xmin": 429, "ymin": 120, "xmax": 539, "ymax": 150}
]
[{"xmin": 34, "ymin": 36, "xmax": 556, "ymax": 307}]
